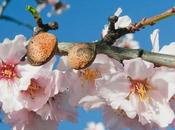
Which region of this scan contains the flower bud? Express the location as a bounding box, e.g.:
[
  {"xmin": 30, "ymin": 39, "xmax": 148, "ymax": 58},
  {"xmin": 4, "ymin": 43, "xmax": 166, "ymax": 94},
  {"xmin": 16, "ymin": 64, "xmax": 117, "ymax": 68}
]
[
  {"xmin": 27, "ymin": 32, "xmax": 57, "ymax": 65},
  {"xmin": 68, "ymin": 44, "xmax": 96, "ymax": 69}
]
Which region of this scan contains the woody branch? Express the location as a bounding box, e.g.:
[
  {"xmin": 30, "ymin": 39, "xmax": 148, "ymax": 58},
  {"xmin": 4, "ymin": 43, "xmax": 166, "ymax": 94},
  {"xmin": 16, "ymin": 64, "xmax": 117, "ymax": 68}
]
[
  {"xmin": 102, "ymin": 7, "xmax": 175, "ymax": 45},
  {"xmin": 28, "ymin": 6, "xmax": 175, "ymax": 69}
]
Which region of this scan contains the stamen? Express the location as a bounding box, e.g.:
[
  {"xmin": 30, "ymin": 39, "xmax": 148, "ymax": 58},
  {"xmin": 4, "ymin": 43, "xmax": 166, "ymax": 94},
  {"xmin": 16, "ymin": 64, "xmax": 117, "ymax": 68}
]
[
  {"xmin": 0, "ymin": 62, "xmax": 17, "ymax": 80},
  {"xmin": 127, "ymin": 78, "xmax": 152, "ymax": 101},
  {"xmin": 81, "ymin": 68, "xmax": 100, "ymax": 81},
  {"xmin": 135, "ymin": 84, "xmax": 147, "ymax": 100},
  {"xmin": 125, "ymin": 91, "xmax": 133, "ymax": 100},
  {"xmin": 21, "ymin": 79, "xmax": 42, "ymax": 99}
]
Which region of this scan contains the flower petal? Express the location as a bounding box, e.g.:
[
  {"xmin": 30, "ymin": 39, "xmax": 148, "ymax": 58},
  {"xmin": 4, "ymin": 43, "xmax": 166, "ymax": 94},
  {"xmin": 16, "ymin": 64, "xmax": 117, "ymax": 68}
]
[
  {"xmin": 160, "ymin": 42, "xmax": 175, "ymax": 55},
  {"xmin": 115, "ymin": 15, "xmax": 131, "ymax": 29},
  {"xmin": 114, "ymin": 7, "xmax": 122, "ymax": 17},
  {"xmin": 123, "ymin": 58, "xmax": 154, "ymax": 80},
  {"xmin": 79, "ymin": 95, "xmax": 105, "ymax": 110},
  {"xmin": 0, "ymin": 35, "xmax": 26, "ymax": 63},
  {"xmin": 151, "ymin": 29, "xmax": 160, "ymax": 52},
  {"xmin": 150, "ymin": 68, "xmax": 175, "ymax": 101}
]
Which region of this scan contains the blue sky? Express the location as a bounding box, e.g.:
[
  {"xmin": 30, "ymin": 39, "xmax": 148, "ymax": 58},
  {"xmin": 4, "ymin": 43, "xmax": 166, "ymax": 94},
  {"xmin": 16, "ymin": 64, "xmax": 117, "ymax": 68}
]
[{"xmin": 0, "ymin": 0, "xmax": 175, "ymax": 130}]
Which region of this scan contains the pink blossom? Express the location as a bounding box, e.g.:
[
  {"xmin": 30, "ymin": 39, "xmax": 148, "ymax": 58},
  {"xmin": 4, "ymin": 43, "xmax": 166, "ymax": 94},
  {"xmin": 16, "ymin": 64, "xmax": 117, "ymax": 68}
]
[
  {"xmin": 0, "ymin": 35, "xmax": 27, "ymax": 113},
  {"xmin": 0, "ymin": 35, "xmax": 57, "ymax": 113},
  {"xmin": 96, "ymin": 58, "xmax": 175, "ymax": 127},
  {"xmin": 36, "ymin": 92, "xmax": 77, "ymax": 122},
  {"xmin": 151, "ymin": 29, "xmax": 175, "ymax": 129},
  {"xmin": 18, "ymin": 69, "xmax": 59, "ymax": 111},
  {"xmin": 5, "ymin": 109, "xmax": 57, "ymax": 130},
  {"xmin": 150, "ymin": 29, "xmax": 175, "ymax": 100},
  {"xmin": 50, "ymin": 69, "xmax": 69, "ymax": 97},
  {"xmin": 57, "ymin": 54, "xmax": 123, "ymax": 107}
]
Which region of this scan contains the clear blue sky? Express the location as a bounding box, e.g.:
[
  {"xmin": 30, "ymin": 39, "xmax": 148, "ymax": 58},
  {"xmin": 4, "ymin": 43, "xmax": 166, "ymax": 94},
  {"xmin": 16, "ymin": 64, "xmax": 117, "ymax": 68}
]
[{"xmin": 0, "ymin": 0, "xmax": 175, "ymax": 130}]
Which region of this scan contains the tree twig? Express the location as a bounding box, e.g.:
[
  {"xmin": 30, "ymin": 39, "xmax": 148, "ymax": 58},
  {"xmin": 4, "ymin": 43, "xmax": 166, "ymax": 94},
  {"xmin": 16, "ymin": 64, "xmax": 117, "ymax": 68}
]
[
  {"xmin": 0, "ymin": 15, "xmax": 33, "ymax": 30},
  {"xmin": 26, "ymin": 5, "xmax": 58, "ymax": 35},
  {"xmin": 0, "ymin": 0, "xmax": 33, "ymax": 30},
  {"xmin": 26, "ymin": 5, "xmax": 43, "ymax": 28},
  {"xmin": 103, "ymin": 7, "xmax": 175, "ymax": 45},
  {"xmin": 56, "ymin": 42, "xmax": 175, "ymax": 68},
  {"xmin": 129, "ymin": 7, "xmax": 175, "ymax": 32},
  {"xmin": 26, "ymin": 6, "xmax": 175, "ymax": 69}
]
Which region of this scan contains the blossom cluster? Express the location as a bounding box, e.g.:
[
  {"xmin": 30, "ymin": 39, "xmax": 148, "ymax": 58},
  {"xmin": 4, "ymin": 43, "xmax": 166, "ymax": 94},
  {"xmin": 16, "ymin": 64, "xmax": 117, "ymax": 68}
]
[
  {"xmin": 0, "ymin": 8, "xmax": 175, "ymax": 130},
  {"xmin": 0, "ymin": 35, "xmax": 76, "ymax": 130}
]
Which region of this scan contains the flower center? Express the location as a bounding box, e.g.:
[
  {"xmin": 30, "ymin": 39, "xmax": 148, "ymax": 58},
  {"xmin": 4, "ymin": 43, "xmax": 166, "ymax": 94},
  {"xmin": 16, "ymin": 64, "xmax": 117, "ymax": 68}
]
[
  {"xmin": 21, "ymin": 79, "xmax": 42, "ymax": 99},
  {"xmin": 81, "ymin": 68, "xmax": 100, "ymax": 81},
  {"xmin": 126, "ymin": 78, "xmax": 152, "ymax": 101},
  {"xmin": 0, "ymin": 62, "xmax": 17, "ymax": 80}
]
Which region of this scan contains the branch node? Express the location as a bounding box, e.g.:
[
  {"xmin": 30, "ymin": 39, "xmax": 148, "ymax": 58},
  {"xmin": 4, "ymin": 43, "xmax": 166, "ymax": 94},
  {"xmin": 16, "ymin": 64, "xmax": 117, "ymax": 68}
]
[{"xmin": 26, "ymin": 5, "xmax": 58, "ymax": 35}]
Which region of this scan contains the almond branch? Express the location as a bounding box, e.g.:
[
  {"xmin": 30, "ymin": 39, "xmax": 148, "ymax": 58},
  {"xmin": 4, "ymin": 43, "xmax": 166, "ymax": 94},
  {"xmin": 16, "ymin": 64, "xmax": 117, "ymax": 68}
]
[
  {"xmin": 26, "ymin": 6, "xmax": 175, "ymax": 69},
  {"xmin": 103, "ymin": 7, "xmax": 175, "ymax": 45},
  {"xmin": 57, "ymin": 42, "xmax": 175, "ymax": 68}
]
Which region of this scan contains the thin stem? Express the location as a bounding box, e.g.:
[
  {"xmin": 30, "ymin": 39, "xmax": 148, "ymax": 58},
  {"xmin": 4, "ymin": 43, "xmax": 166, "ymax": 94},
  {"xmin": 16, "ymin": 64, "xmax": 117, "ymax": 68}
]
[
  {"xmin": 129, "ymin": 7, "xmax": 175, "ymax": 32},
  {"xmin": 26, "ymin": 5, "xmax": 58, "ymax": 35},
  {"xmin": 0, "ymin": 0, "xmax": 33, "ymax": 30},
  {"xmin": 0, "ymin": 15, "xmax": 33, "ymax": 30},
  {"xmin": 26, "ymin": 5, "xmax": 43, "ymax": 28}
]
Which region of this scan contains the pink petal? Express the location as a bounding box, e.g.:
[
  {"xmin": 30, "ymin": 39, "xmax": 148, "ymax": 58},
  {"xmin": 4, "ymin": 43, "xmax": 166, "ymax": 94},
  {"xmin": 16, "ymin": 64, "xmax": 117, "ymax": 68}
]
[
  {"xmin": 160, "ymin": 42, "xmax": 175, "ymax": 55},
  {"xmin": 151, "ymin": 29, "xmax": 160, "ymax": 52},
  {"xmin": 0, "ymin": 35, "xmax": 26, "ymax": 63},
  {"xmin": 123, "ymin": 58, "xmax": 154, "ymax": 80},
  {"xmin": 150, "ymin": 68, "xmax": 175, "ymax": 101}
]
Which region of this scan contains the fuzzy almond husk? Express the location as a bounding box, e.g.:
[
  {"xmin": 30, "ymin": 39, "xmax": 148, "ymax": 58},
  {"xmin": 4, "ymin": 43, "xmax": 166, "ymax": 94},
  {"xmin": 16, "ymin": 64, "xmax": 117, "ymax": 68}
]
[
  {"xmin": 68, "ymin": 44, "xmax": 96, "ymax": 69},
  {"xmin": 27, "ymin": 32, "xmax": 57, "ymax": 65}
]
